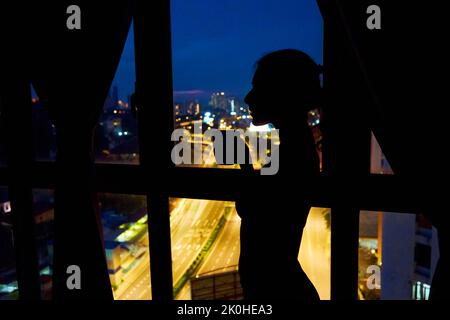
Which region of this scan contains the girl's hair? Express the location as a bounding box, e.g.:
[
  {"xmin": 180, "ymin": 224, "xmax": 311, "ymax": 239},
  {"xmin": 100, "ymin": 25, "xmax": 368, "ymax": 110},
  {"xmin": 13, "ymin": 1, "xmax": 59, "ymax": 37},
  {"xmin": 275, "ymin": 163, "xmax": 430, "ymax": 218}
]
[{"xmin": 256, "ymin": 49, "xmax": 323, "ymax": 110}]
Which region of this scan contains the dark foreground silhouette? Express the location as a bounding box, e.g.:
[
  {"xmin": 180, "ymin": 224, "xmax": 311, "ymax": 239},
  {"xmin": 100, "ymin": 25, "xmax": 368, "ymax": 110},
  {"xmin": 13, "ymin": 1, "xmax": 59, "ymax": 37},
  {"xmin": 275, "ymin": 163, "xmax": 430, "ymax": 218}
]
[{"xmin": 237, "ymin": 49, "xmax": 322, "ymax": 300}]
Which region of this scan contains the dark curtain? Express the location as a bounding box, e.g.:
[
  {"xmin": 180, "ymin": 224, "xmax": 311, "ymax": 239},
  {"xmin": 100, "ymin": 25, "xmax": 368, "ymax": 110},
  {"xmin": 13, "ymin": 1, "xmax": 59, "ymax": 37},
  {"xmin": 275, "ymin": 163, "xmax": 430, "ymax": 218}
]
[
  {"xmin": 27, "ymin": 1, "xmax": 133, "ymax": 299},
  {"xmin": 318, "ymin": 0, "xmax": 449, "ymax": 299}
]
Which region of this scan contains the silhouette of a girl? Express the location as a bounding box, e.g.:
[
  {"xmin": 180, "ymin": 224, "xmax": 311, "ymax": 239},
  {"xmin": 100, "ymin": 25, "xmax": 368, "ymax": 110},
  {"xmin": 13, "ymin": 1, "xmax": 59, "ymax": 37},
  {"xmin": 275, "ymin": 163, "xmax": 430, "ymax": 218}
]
[{"xmin": 237, "ymin": 49, "xmax": 322, "ymax": 300}]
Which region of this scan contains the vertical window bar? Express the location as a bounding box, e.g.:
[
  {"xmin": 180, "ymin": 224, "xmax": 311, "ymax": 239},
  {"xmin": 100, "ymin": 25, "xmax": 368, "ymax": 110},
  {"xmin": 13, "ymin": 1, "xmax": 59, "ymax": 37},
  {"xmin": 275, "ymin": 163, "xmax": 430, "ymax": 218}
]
[
  {"xmin": 321, "ymin": 0, "xmax": 372, "ymax": 300},
  {"xmin": 2, "ymin": 77, "xmax": 41, "ymax": 300},
  {"xmin": 134, "ymin": 0, "xmax": 175, "ymax": 300}
]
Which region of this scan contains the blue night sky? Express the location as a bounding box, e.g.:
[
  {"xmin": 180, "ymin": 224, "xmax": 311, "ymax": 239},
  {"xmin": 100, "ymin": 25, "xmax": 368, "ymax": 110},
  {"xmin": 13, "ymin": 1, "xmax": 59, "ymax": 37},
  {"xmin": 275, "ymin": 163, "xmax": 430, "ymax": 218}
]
[{"xmin": 112, "ymin": 0, "xmax": 323, "ymax": 103}]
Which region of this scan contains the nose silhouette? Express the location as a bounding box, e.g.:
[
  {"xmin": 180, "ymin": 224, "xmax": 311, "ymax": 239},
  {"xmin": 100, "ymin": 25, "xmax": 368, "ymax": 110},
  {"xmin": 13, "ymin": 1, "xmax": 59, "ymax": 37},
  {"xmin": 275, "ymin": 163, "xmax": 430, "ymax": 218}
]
[{"xmin": 244, "ymin": 89, "xmax": 253, "ymax": 107}]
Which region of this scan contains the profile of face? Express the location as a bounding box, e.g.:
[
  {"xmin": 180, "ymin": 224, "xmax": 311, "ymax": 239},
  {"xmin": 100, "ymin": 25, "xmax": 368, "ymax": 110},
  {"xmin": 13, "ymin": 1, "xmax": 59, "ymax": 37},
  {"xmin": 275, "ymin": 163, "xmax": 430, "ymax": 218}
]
[
  {"xmin": 244, "ymin": 68, "xmax": 278, "ymax": 126},
  {"xmin": 244, "ymin": 49, "xmax": 321, "ymax": 128}
]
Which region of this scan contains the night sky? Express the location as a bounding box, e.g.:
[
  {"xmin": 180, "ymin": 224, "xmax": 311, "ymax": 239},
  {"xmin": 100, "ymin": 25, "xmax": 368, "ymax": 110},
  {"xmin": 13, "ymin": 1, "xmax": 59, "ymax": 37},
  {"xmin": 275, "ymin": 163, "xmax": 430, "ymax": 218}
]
[{"xmin": 112, "ymin": 0, "xmax": 323, "ymax": 102}]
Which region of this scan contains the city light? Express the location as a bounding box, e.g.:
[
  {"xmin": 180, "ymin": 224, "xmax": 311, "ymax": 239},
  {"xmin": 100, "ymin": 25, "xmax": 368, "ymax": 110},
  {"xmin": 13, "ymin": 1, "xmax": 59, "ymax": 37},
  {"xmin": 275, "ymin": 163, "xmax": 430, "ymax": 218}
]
[
  {"xmin": 230, "ymin": 99, "xmax": 236, "ymax": 115},
  {"xmin": 0, "ymin": 284, "xmax": 17, "ymax": 294},
  {"xmin": 137, "ymin": 215, "xmax": 148, "ymax": 224},
  {"xmin": 115, "ymin": 215, "xmax": 148, "ymax": 243},
  {"xmin": 203, "ymin": 112, "xmax": 214, "ymax": 126},
  {"xmin": 1, "ymin": 201, "xmax": 11, "ymax": 214},
  {"xmin": 249, "ymin": 123, "xmax": 273, "ymax": 132}
]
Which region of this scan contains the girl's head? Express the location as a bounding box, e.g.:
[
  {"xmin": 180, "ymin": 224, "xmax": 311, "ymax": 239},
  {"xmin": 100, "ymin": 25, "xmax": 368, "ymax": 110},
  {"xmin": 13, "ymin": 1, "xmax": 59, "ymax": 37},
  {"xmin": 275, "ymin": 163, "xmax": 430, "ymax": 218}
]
[{"xmin": 245, "ymin": 49, "xmax": 322, "ymax": 127}]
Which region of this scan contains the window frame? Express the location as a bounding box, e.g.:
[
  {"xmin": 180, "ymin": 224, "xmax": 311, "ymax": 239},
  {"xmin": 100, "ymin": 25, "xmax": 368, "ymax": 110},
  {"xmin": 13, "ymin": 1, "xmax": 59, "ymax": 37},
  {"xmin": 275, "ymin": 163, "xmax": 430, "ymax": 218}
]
[{"xmin": 0, "ymin": 0, "xmax": 420, "ymax": 301}]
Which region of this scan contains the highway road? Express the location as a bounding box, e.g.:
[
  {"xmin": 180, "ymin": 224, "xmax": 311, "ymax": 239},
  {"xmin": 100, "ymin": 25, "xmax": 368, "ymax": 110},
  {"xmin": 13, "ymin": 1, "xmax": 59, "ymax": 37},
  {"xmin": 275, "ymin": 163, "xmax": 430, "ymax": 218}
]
[
  {"xmin": 115, "ymin": 198, "xmax": 229, "ymax": 300},
  {"xmin": 175, "ymin": 206, "xmax": 240, "ymax": 300},
  {"xmin": 194, "ymin": 206, "xmax": 331, "ymax": 300},
  {"xmin": 115, "ymin": 205, "xmax": 331, "ymax": 300},
  {"xmin": 196, "ymin": 207, "xmax": 241, "ymax": 276},
  {"xmin": 171, "ymin": 200, "xmax": 228, "ymax": 285},
  {"xmin": 191, "ymin": 206, "xmax": 330, "ymax": 300},
  {"xmin": 117, "ymin": 260, "xmax": 151, "ymax": 300}
]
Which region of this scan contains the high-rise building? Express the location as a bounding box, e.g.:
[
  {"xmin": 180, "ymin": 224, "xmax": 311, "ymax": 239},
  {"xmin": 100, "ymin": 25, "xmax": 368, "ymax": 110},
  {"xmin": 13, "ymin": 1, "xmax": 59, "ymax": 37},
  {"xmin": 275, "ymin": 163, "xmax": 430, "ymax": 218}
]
[
  {"xmin": 174, "ymin": 100, "xmax": 201, "ymax": 116},
  {"xmin": 230, "ymin": 99, "xmax": 236, "ymax": 116},
  {"xmin": 370, "ymin": 133, "xmax": 393, "ymax": 174},
  {"xmin": 209, "ymin": 92, "xmax": 228, "ymax": 113}
]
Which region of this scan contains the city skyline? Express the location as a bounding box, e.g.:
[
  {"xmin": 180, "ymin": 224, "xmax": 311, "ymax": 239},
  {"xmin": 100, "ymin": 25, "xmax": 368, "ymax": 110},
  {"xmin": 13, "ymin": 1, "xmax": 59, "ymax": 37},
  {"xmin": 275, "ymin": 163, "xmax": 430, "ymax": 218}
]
[
  {"xmin": 110, "ymin": 0, "xmax": 323, "ymax": 101},
  {"xmin": 29, "ymin": 1, "xmax": 323, "ymax": 105}
]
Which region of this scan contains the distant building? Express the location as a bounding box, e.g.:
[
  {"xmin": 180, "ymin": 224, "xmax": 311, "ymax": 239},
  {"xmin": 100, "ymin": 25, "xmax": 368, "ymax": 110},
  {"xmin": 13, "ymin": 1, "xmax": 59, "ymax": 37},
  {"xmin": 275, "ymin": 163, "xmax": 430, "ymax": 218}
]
[
  {"xmin": 359, "ymin": 210, "xmax": 439, "ymax": 300},
  {"xmin": 101, "ymin": 208, "xmax": 149, "ymax": 298},
  {"xmin": 104, "ymin": 241, "xmax": 124, "ymax": 288},
  {"xmin": 370, "ymin": 132, "xmax": 393, "ymax": 174},
  {"xmin": 174, "ymin": 100, "xmax": 201, "ymax": 116},
  {"xmin": 209, "ymin": 92, "xmax": 229, "ymax": 113},
  {"xmin": 362, "ymin": 139, "xmax": 439, "ymax": 300}
]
